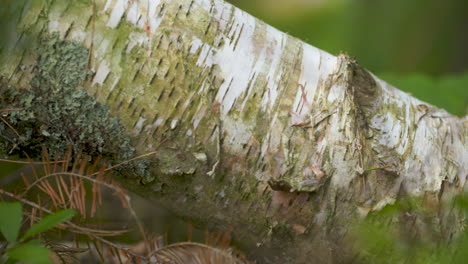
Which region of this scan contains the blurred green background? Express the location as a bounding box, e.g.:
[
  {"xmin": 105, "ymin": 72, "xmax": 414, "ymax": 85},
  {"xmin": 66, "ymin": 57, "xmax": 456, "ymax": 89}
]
[{"xmin": 228, "ymin": 0, "xmax": 468, "ymax": 116}]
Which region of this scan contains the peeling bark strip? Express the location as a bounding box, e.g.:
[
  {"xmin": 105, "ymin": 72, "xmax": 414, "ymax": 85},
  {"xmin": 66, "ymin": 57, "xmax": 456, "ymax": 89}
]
[{"xmin": 1, "ymin": 0, "xmax": 467, "ymax": 262}]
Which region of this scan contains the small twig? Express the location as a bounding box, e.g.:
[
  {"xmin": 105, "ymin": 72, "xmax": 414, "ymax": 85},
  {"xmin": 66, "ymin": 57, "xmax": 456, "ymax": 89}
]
[
  {"xmin": 0, "ymin": 189, "xmax": 145, "ymax": 259},
  {"xmin": 0, "ymin": 116, "xmax": 21, "ymax": 138},
  {"xmin": 23, "ymin": 211, "xmax": 128, "ymax": 237},
  {"xmin": 23, "ymin": 171, "xmax": 151, "ymax": 252},
  {"xmin": 0, "ymin": 158, "xmax": 67, "ymax": 165},
  {"xmin": 364, "ymin": 165, "xmax": 393, "ymax": 172},
  {"xmin": 103, "ymin": 151, "xmax": 158, "ymax": 173},
  {"xmin": 0, "ymin": 108, "xmax": 24, "ymax": 112},
  {"xmin": 24, "ymin": 172, "xmax": 118, "ymax": 196},
  {"xmin": 102, "ymin": 136, "xmax": 169, "ymax": 173},
  {"xmin": 0, "ymin": 189, "xmax": 125, "ymax": 236}
]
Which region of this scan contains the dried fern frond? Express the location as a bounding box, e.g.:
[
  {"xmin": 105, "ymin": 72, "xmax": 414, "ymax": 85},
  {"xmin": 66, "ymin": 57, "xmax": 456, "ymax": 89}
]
[
  {"xmin": 1, "ymin": 145, "xmax": 253, "ymax": 264},
  {"xmin": 152, "ymin": 241, "xmax": 248, "ymax": 264},
  {"xmin": 148, "ymin": 228, "xmax": 249, "ymax": 264}
]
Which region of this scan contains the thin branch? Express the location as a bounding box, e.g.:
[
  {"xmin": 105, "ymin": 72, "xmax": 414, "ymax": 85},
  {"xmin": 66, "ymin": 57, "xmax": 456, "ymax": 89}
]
[
  {"xmin": 0, "ymin": 108, "xmax": 24, "ymax": 112},
  {"xmin": 22, "ymin": 171, "xmax": 151, "ymax": 252},
  {"xmin": 0, "ymin": 116, "xmax": 21, "ymax": 138},
  {"xmin": 0, "ymin": 189, "xmax": 147, "ymax": 260},
  {"xmin": 101, "ymin": 135, "xmax": 169, "ymax": 173},
  {"xmin": 0, "ymin": 158, "xmax": 67, "ymax": 165},
  {"xmin": 103, "ymin": 151, "xmax": 158, "ymax": 172},
  {"xmin": 0, "ymin": 189, "xmax": 126, "ymax": 236},
  {"xmin": 23, "ymin": 172, "xmax": 116, "ymax": 196}
]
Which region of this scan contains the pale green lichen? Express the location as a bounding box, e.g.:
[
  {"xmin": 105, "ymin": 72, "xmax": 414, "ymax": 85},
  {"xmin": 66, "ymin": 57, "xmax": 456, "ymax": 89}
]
[{"xmin": 0, "ymin": 33, "xmax": 152, "ymax": 182}]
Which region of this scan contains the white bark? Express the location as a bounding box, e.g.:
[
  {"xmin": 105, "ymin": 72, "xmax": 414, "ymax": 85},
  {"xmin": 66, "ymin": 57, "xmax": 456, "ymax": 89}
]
[{"xmin": 1, "ymin": 0, "xmax": 467, "ymax": 262}]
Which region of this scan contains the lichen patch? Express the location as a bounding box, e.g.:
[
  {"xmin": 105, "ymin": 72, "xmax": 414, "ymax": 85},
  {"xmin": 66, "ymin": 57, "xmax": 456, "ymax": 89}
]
[{"xmin": 0, "ymin": 34, "xmax": 152, "ymax": 183}]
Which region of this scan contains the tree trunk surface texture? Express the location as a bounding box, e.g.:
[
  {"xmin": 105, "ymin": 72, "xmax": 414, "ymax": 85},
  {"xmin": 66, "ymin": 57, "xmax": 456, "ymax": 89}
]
[{"xmin": 1, "ymin": 0, "xmax": 467, "ymax": 263}]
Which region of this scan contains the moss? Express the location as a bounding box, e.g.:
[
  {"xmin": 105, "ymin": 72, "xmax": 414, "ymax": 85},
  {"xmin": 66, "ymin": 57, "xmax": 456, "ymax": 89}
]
[{"xmin": 0, "ymin": 33, "xmax": 152, "ymax": 182}]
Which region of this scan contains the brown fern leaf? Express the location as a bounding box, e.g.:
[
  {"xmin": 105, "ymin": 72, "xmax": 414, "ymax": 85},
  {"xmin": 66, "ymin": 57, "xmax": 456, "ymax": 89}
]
[{"xmin": 153, "ymin": 242, "xmax": 249, "ymax": 264}]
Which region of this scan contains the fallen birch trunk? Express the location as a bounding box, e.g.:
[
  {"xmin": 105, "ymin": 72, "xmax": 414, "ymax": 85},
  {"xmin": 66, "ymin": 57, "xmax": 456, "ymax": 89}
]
[{"xmin": 1, "ymin": 0, "xmax": 467, "ymax": 262}]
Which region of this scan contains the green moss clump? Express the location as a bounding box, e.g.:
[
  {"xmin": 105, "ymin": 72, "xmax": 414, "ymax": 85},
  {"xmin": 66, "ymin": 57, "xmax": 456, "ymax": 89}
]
[{"xmin": 0, "ymin": 34, "xmax": 151, "ymax": 182}]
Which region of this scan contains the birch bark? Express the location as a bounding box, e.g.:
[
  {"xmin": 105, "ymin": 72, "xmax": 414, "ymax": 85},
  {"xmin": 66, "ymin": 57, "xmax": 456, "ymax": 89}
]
[{"xmin": 1, "ymin": 0, "xmax": 467, "ymax": 262}]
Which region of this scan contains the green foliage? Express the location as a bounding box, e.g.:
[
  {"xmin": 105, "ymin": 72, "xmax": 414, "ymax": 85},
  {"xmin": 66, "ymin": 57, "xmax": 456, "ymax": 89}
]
[
  {"xmin": 6, "ymin": 239, "xmax": 52, "ymax": 264},
  {"xmin": 0, "ymin": 202, "xmax": 76, "ymax": 264},
  {"xmin": 353, "ymin": 195, "xmax": 468, "ymax": 264},
  {"xmin": 21, "ymin": 209, "xmax": 75, "ymax": 242},
  {"xmin": 0, "ymin": 202, "xmax": 22, "ymax": 243},
  {"xmin": 0, "ymin": 33, "xmax": 151, "ymax": 182}
]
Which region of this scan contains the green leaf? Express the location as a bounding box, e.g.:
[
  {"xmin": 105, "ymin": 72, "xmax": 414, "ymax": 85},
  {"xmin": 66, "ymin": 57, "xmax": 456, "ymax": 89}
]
[
  {"xmin": 0, "ymin": 202, "xmax": 22, "ymax": 243},
  {"xmin": 21, "ymin": 209, "xmax": 76, "ymax": 241},
  {"xmin": 7, "ymin": 239, "xmax": 52, "ymax": 264}
]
